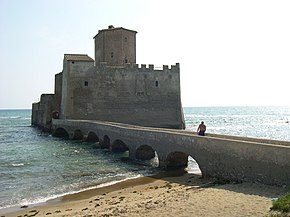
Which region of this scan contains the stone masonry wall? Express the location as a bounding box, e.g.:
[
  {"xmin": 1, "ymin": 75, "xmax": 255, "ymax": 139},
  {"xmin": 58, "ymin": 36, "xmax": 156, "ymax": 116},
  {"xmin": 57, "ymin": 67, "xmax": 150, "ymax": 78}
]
[
  {"xmin": 31, "ymin": 94, "xmax": 55, "ymax": 132},
  {"xmin": 61, "ymin": 60, "xmax": 94, "ymax": 119},
  {"xmin": 94, "ymin": 28, "xmax": 136, "ymax": 66},
  {"xmin": 67, "ymin": 63, "xmax": 184, "ymax": 129}
]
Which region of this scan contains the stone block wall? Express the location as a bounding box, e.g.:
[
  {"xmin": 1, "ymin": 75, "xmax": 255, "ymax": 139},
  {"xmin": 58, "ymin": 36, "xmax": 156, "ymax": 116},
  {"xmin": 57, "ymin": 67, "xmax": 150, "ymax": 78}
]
[
  {"xmin": 31, "ymin": 94, "xmax": 55, "ymax": 132},
  {"xmin": 66, "ymin": 63, "xmax": 184, "ymax": 129}
]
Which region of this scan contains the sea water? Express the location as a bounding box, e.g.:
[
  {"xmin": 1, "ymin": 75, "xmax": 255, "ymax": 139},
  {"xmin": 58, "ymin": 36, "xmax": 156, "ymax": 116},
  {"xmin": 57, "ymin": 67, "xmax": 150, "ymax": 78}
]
[
  {"xmin": 0, "ymin": 106, "xmax": 290, "ymax": 211},
  {"xmin": 184, "ymin": 106, "xmax": 290, "ymax": 141}
]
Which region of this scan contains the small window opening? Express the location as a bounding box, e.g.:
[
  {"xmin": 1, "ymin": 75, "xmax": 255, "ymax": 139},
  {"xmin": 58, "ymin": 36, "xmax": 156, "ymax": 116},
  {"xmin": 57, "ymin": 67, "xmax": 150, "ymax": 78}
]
[
  {"xmin": 111, "ymin": 52, "xmax": 114, "ymax": 58},
  {"xmin": 125, "ymin": 57, "xmax": 128, "ymax": 63},
  {"xmin": 155, "ymin": 81, "xmax": 159, "ymax": 87},
  {"xmin": 124, "ymin": 37, "xmax": 128, "ymax": 42},
  {"xmin": 72, "ymin": 61, "xmax": 75, "ymax": 64},
  {"xmin": 84, "ymin": 81, "xmax": 88, "ymax": 86}
]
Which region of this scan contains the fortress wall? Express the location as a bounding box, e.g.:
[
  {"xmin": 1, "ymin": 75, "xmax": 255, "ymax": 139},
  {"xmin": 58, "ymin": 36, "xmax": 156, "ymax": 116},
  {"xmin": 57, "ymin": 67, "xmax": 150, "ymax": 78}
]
[
  {"xmin": 94, "ymin": 31, "xmax": 104, "ymax": 64},
  {"xmin": 61, "ymin": 60, "xmax": 69, "ymax": 118},
  {"xmin": 69, "ymin": 61, "xmax": 94, "ymax": 75},
  {"xmin": 61, "ymin": 60, "xmax": 94, "ymax": 119},
  {"xmin": 54, "ymin": 72, "xmax": 62, "ymax": 115},
  {"xmin": 39, "ymin": 94, "xmax": 55, "ymax": 128},
  {"xmin": 31, "ymin": 102, "xmax": 40, "ymax": 126},
  {"xmin": 31, "ymin": 94, "xmax": 55, "ymax": 131},
  {"xmin": 68, "ymin": 63, "xmax": 184, "ymax": 129}
]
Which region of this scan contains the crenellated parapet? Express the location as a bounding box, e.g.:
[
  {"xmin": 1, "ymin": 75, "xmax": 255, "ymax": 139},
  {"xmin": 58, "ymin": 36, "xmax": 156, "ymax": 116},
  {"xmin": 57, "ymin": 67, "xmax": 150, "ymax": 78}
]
[{"xmin": 96, "ymin": 62, "xmax": 180, "ymax": 73}]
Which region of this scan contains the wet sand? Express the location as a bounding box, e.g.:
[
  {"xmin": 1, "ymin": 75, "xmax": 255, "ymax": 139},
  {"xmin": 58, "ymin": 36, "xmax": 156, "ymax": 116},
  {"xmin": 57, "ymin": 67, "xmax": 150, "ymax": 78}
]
[{"xmin": 2, "ymin": 172, "xmax": 287, "ymax": 217}]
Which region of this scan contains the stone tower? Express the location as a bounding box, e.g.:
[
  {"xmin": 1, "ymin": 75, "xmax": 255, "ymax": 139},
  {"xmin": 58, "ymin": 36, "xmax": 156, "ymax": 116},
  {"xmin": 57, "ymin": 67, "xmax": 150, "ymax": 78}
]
[
  {"xmin": 94, "ymin": 25, "xmax": 137, "ymax": 66},
  {"xmin": 32, "ymin": 26, "xmax": 185, "ymax": 130}
]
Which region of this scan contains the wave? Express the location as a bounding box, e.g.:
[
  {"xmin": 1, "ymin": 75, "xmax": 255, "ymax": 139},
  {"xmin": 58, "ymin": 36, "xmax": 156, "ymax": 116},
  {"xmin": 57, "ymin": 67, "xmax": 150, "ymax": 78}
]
[
  {"xmin": 0, "ymin": 116, "xmax": 19, "ymax": 119},
  {"xmin": 0, "ymin": 116, "xmax": 30, "ymax": 120},
  {"xmin": 11, "ymin": 163, "xmax": 24, "ymax": 167}
]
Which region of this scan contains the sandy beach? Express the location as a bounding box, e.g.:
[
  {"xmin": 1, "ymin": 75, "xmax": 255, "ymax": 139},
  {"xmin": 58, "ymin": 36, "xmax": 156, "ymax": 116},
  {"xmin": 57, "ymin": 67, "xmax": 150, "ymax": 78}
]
[{"xmin": 2, "ymin": 171, "xmax": 288, "ymax": 217}]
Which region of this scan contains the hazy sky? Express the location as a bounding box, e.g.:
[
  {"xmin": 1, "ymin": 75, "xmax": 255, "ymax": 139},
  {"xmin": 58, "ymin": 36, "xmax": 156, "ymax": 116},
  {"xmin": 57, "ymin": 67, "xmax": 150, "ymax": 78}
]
[{"xmin": 1, "ymin": 0, "xmax": 289, "ymax": 109}]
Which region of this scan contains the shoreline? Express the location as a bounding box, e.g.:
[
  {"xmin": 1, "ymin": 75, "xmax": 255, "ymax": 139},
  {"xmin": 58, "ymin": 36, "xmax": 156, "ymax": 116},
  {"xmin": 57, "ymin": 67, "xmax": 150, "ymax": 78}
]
[
  {"xmin": 2, "ymin": 171, "xmax": 288, "ymax": 217},
  {"xmin": 0, "ymin": 173, "xmax": 157, "ymax": 215},
  {"xmin": 0, "ymin": 170, "xmax": 187, "ymax": 215}
]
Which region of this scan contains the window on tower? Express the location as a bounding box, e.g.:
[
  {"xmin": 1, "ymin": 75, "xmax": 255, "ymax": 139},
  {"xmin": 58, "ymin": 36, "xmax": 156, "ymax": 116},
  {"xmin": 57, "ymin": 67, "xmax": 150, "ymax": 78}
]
[
  {"xmin": 155, "ymin": 81, "xmax": 159, "ymax": 87},
  {"xmin": 111, "ymin": 52, "xmax": 114, "ymax": 58}
]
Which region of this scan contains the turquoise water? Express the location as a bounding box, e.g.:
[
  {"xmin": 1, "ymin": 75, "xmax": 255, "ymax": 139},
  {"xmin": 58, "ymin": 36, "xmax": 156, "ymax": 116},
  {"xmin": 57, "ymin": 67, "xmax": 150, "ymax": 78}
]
[
  {"xmin": 0, "ymin": 106, "xmax": 289, "ymax": 211},
  {"xmin": 0, "ymin": 110, "xmax": 159, "ymax": 210}
]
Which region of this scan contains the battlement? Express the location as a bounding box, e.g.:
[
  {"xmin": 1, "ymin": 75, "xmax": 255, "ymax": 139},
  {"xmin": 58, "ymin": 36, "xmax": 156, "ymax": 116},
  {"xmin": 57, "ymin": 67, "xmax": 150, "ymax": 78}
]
[{"xmin": 97, "ymin": 62, "xmax": 180, "ymax": 73}]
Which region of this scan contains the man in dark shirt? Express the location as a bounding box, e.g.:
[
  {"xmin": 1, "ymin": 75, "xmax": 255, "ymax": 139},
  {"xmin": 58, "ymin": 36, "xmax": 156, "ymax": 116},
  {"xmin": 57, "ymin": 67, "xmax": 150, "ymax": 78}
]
[{"xmin": 197, "ymin": 121, "xmax": 206, "ymax": 136}]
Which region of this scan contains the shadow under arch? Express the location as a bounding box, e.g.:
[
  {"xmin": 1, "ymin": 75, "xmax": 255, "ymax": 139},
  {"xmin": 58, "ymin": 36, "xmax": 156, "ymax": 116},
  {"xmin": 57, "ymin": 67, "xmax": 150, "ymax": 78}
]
[
  {"xmin": 100, "ymin": 135, "xmax": 110, "ymax": 149},
  {"xmin": 135, "ymin": 144, "xmax": 155, "ymax": 160},
  {"xmin": 165, "ymin": 151, "xmax": 203, "ymax": 175},
  {"xmin": 52, "ymin": 127, "xmax": 69, "ymax": 139},
  {"xmin": 87, "ymin": 131, "xmax": 99, "ymax": 142},
  {"xmin": 73, "ymin": 129, "xmax": 83, "ymax": 140},
  {"xmin": 165, "ymin": 151, "xmax": 189, "ymax": 169},
  {"xmin": 111, "ymin": 139, "xmax": 129, "ymax": 153}
]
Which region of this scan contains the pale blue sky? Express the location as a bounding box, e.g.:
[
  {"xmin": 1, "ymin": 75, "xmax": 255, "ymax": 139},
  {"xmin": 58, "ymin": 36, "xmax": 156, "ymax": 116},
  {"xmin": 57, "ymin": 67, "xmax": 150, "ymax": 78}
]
[{"xmin": 1, "ymin": 0, "xmax": 290, "ymax": 109}]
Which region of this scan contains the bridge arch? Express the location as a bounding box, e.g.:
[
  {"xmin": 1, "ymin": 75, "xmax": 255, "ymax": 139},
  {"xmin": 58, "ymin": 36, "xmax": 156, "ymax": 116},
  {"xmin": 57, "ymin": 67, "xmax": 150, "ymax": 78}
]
[
  {"xmin": 52, "ymin": 127, "xmax": 69, "ymax": 138},
  {"xmin": 73, "ymin": 129, "xmax": 84, "ymax": 140},
  {"xmin": 100, "ymin": 135, "xmax": 110, "ymax": 149},
  {"xmin": 135, "ymin": 144, "xmax": 155, "ymax": 160},
  {"xmin": 87, "ymin": 131, "xmax": 99, "ymax": 142},
  {"xmin": 165, "ymin": 151, "xmax": 189, "ymax": 169},
  {"xmin": 50, "ymin": 119, "xmax": 290, "ymax": 186},
  {"xmin": 186, "ymin": 156, "xmax": 202, "ymax": 175},
  {"xmin": 111, "ymin": 139, "xmax": 129, "ymax": 153}
]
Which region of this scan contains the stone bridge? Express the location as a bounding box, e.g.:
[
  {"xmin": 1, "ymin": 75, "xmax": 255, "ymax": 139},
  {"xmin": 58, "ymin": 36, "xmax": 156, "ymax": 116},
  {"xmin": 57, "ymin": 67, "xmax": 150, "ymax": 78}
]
[{"xmin": 52, "ymin": 119, "xmax": 290, "ymax": 186}]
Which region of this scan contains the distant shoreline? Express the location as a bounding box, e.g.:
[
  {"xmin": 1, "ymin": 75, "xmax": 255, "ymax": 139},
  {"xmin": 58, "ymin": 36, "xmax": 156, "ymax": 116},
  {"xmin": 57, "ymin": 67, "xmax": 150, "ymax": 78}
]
[{"xmin": 1, "ymin": 105, "xmax": 290, "ymax": 110}]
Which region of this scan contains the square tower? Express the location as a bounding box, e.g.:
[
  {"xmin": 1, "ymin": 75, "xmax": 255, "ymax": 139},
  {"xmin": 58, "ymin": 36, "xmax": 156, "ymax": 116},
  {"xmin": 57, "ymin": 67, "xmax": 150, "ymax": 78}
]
[{"xmin": 94, "ymin": 25, "xmax": 137, "ymax": 66}]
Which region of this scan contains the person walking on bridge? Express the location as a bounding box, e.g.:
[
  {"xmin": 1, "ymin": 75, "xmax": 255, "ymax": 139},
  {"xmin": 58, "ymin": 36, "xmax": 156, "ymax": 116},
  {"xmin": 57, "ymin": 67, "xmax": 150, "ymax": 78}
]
[{"xmin": 197, "ymin": 121, "xmax": 206, "ymax": 136}]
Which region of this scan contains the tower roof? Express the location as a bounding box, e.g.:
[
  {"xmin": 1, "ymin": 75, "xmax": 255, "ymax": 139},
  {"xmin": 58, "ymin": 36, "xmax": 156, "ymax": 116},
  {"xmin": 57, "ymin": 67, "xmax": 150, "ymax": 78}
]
[
  {"xmin": 64, "ymin": 54, "xmax": 94, "ymax": 62},
  {"xmin": 93, "ymin": 26, "xmax": 137, "ymax": 39}
]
